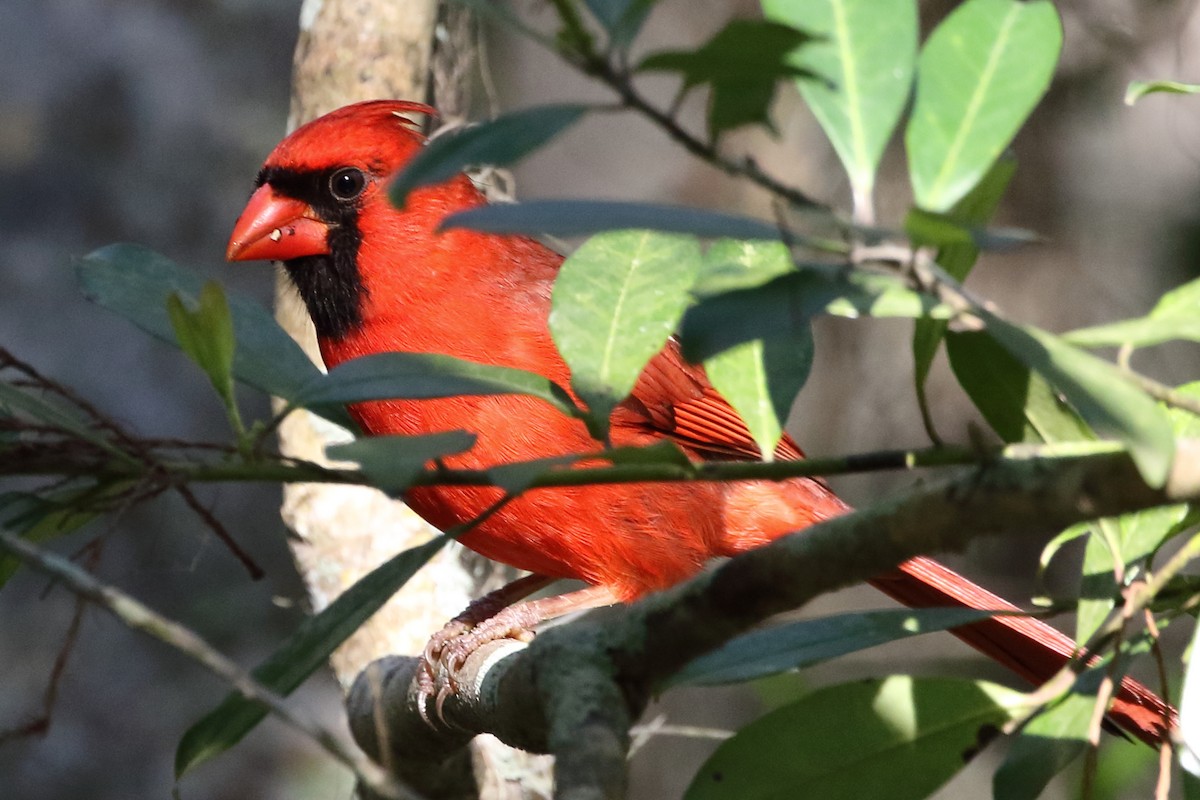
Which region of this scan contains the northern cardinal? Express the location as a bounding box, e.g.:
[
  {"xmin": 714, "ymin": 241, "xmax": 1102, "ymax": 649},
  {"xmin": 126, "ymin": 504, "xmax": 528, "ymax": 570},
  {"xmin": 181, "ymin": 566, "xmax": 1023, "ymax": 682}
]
[{"xmin": 227, "ymin": 100, "xmax": 1172, "ymax": 744}]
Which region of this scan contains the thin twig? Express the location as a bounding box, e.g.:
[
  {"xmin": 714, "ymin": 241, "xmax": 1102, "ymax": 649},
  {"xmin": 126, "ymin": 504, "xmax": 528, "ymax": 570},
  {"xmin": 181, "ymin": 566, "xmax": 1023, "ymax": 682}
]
[{"xmin": 0, "ymin": 528, "xmax": 412, "ymax": 800}]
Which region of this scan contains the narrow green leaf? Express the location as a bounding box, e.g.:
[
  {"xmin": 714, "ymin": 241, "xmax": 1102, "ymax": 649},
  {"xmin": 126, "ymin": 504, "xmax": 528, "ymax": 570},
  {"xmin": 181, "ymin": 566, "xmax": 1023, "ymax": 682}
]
[
  {"xmin": 550, "ymin": 230, "xmax": 702, "ymax": 434},
  {"xmin": 982, "ymin": 315, "xmax": 1176, "ymax": 487},
  {"xmin": 906, "ymin": 0, "xmax": 1062, "ymax": 211},
  {"xmin": 0, "ymin": 483, "xmax": 130, "ymax": 588},
  {"xmin": 75, "ymin": 245, "xmax": 347, "ymax": 427},
  {"xmin": 1125, "ymin": 79, "xmax": 1200, "ymax": 106},
  {"xmin": 175, "ymin": 537, "xmax": 445, "ymax": 777},
  {"xmin": 993, "ymin": 689, "xmax": 1095, "ymax": 800},
  {"xmin": 762, "ymin": 0, "xmax": 916, "ymax": 200},
  {"xmin": 639, "ymin": 20, "xmax": 822, "ymax": 138},
  {"xmin": 166, "ymin": 282, "xmax": 237, "ymax": 410},
  {"xmin": 390, "ymin": 105, "xmax": 590, "ymax": 205},
  {"xmin": 1064, "ymin": 275, "xmax": 1200, "ymax": 350},
  {"xmin": 685, "ymin": 676, "xmax": 1022, "ymax": 800},
  {"xmin": 683, "ymin": 268, "xmax": 949, "ymax": 363},
  {"xmin": 0, "ymin": 382, "xmax": 120, "ymax": 454},
  {"xmin": 442, "ymin": 200, "xmax": 790, "ymax": 242},
  {"xmin": 327, "ymin": 432, "xmax": 477, "ymax": 495},
  {"xmin": 670, "ymin": 607, "xmax": 997, "ymax": 688},
  {"xmin": 293, "ymin": 352, "xmax": 580, "ymax": 421}
]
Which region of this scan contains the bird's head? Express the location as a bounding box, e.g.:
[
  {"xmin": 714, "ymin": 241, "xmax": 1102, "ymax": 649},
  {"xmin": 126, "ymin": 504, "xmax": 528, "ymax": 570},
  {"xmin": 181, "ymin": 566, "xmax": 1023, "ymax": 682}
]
[{"xmin": 226, "ymin": 100, "xmax": 437, "ymax": 340}]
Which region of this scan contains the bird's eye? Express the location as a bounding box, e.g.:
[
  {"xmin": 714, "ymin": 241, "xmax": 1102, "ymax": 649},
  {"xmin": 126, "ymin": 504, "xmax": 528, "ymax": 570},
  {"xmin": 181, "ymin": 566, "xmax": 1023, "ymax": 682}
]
[{"xmin": 329, "ymin": 168, "xmax": 366, "ymax": 201}]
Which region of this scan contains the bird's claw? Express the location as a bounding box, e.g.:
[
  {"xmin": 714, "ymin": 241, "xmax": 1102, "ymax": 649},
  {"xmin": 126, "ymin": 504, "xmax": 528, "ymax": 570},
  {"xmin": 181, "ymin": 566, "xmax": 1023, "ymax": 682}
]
[{"xmin": 415, "ymin": 612, "xmax": 538, "ymax": 727}]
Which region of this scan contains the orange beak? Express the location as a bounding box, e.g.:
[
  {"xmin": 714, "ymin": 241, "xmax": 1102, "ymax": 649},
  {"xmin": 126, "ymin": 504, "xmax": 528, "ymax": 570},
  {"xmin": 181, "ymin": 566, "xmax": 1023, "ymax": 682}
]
[{"xmin": 226, "ymin": 184, "xmax": 331, "ymax": 262}]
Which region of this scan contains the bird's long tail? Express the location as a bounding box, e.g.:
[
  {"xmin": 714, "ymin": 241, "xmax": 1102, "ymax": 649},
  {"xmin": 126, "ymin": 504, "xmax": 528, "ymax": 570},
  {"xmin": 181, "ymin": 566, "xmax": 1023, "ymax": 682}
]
[{"xmin": 870, "ymin": 555, "xmax": 1174, "ymax": 746}]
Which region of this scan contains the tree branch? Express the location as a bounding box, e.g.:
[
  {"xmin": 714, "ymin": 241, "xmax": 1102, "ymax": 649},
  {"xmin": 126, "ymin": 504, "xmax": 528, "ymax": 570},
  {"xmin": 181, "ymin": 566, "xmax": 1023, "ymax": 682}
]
[
  {"xmin": 346, "ymin": 441, "xmax": 1200, "ymax": 798},
  {"xmin": 0, "ymin": 528, "xmax": 412, "ymax": 800}
]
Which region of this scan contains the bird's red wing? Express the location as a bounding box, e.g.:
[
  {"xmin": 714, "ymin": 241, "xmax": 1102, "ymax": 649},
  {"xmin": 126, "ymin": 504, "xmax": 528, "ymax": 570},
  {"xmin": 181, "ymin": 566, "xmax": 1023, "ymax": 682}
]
[{"xmin": 613, "ymin": 340, "xmax": 805, "ymax": 462}]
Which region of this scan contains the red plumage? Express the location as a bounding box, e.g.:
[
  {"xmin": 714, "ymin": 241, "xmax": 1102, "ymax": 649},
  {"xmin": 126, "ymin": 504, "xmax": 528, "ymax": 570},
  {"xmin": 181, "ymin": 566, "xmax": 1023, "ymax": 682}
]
[{"xmin": 228, "ymin": 100, "xmax": 1173, "ymax": 744}]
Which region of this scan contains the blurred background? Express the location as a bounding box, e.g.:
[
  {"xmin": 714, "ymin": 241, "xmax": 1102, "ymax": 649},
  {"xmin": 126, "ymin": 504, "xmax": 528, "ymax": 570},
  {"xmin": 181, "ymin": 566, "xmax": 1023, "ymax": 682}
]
[{"xmin": 1, "ymin": 0, "xmax": 1198, "ymax": 798}]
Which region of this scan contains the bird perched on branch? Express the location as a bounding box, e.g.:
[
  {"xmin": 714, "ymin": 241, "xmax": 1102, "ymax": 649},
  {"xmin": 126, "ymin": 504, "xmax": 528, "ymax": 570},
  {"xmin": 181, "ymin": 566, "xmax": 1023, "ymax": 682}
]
[{"xmin": 227, "ymin": 100, "xmax": 1172, "ymax": 744}]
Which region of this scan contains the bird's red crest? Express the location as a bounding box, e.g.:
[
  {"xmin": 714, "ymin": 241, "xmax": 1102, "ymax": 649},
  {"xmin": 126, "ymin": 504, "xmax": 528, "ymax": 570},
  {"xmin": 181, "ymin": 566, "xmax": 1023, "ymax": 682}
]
[{"xmin": 265, "ymin": 100, "xmax": 435, "ymax": 173}]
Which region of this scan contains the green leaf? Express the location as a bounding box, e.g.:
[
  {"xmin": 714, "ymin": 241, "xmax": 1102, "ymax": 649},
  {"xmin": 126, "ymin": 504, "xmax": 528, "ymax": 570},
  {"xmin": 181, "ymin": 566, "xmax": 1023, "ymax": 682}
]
[
  {"xmin": 292, "ymin": 352, "xmax": 581, "ymax": 421},
  {"xmin": 175, "ymin": 537, "xmax": 445, "ymax": 777},
  {"xmin": 704, "ymin": 338, "xmax": 810, "ymax": 461},
  {"xmin": 683, "ymin": 267, "xmax": 949, "ymax": 363},
  {"xmin": 685, "ymin": 676, "xmax": 1022, "ymax": 800},
  {"xmin": 906, "ymin": 0, "xmax": 1062, "ymax": 211},
  {"xmin": 945, "ymin": 331, "xmax": 1091, "ymax": 444},
  {"xmin": 762, "ymin": 0, "xmax": 916, "ymax": 201},
  {"xmin": 993, "ymin": 688, "xmax": 1095, "ymax": 800},
  {"xmin": 0, "ymin": 381, "xmax": 121, "ymax": 454},
  {"xmin": 550, "ymin": 230, "xmax": 702, "ymax": 435},
  {"xmin": 911, "ymin": 155, "xmax": 1016, "ymax": 440},
  {"xmin": 1125, "ymin": 79, "xmax": 1200, "ymax": 106},
  {"xmin": 697, "ymin": 240, "xmax": 813, "ymax": 458},
  {"xmin": 982, "ymin": 315, "xmax": 1176, "ymax": 487},
  {"xmin": 1064, "ymin": 275, "xmax": 1200, "ymax": 350},
  {"xmin": 694, "ymin": 239, "xmax": 796, "ymax": 296},
  {"xmin": 390, "ymin": 105, "xmax": 590, "ymax": 205},
  {"xmin": 326, "ymin": 432, "xmax": 477, "ymax": 495},
  {"xmin": 639, "ymin": 20, "xmax": 822, "ymax": 139},
  {"xmin": 582, "ymin": 0, "xmax": 658, "ymax": 47},
  {"xmin": 167, "ymin": 282, "xmax": 238, "ymax": 415},
  {"xmin": 442, "ymin": 200, "xmax": 791, "ymax": 242},
  {"xmin": 0, "ymin": 483, "xmax": 130, "ymax": 588},
  {"xmin": 1076, "ymin": 383, "xmax": 1200, "ymax": 640},
  {"xmin": 669, "ymin": 607, "xmax": 997, "ymax": 688},
  {"xmin": 75, "ymin": 245, "xmax": 347, "ymax": 427}
]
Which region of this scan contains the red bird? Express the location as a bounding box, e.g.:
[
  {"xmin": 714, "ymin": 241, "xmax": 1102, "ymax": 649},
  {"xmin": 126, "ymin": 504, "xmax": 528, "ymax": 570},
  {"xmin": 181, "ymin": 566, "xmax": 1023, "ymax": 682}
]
[{"xmin": 227, "ymin": 100, "xmax": 1171, "ymax": 744}]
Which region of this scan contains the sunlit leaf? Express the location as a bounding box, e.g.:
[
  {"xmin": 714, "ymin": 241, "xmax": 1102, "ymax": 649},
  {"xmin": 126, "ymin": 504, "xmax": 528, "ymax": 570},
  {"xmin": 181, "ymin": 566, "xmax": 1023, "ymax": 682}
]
[
  {"xmin": 694, "ymin": 239, "xmax": 795, "ymax": 296},
  {"xmin": 982, "ymin": 315, "xmax": 1175, "ymax": 487},
  {"xmin": 697, "ymin": 241, "xmax": 812, "ymax": 458},
  {"xmin": 762, "ymin": 0, "xmax": 916, "ymax": 201},
  {"xmin": 685, "ymin": 676, "xmax": 1022, "ymax": 800},
  {"xmin": 907, "ymin": 0, "xmax": 1061, "ymax": 211},
  {"xmin": 550, "ymin": 230, "xmax": 701, "ymax": 436},
  {"xmin": 993, "ymin": 686, "xmax": 1096, "ymax": 800},
  {"xmin": 1125, "ymin": 79, "xmax": 1200, "ymax": 106},
  {"xmin": 1064, "ymin": 275, "xmax": 1200, "ymax": 350},
  {"xmin": 167, "ymin": 281, "xmax": 237, "ymax": 416}
]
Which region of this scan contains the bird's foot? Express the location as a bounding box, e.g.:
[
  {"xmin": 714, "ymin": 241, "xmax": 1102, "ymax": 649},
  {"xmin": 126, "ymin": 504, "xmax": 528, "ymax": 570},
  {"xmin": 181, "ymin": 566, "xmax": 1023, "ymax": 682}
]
[{"xmin": 416, "ymin": 605, "xmax": 542, "ymax": 725}]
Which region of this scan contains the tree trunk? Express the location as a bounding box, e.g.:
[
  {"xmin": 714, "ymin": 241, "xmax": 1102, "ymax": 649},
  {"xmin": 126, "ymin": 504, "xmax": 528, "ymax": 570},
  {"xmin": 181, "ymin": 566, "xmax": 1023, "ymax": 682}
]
[{"xmin": 280, "ymin": 2, "xmax": 551, "ymax": 796}]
